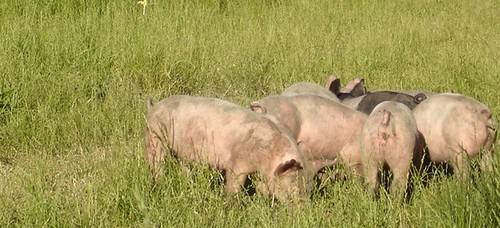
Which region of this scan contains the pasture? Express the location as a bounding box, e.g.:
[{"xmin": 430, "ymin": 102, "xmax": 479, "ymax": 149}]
[{"xmin": 0, "ymin": 0, "xmax": 498, "ymax": 226}]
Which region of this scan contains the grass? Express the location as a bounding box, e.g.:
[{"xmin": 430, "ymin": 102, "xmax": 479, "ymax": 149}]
[{"xmin": 0, "ymin": 0, "xmax": 498, "ymax": 226}]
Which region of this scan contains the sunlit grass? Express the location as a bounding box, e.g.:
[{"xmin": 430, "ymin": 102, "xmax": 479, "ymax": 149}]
[{"xmin": 0, "ymin": 0, "xmax": 498, "ymax": 226}]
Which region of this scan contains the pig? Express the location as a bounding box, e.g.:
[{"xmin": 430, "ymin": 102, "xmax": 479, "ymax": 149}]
[
  {"xmin": 281, "ymin": 82, "xmax": 340, "ymax": 102},
  {"xmin": 326, "ymin": 76, "xmax": 436, "ymax": 99},
  {"xmin": 412, "ymin": 93, "xmax": 497, "ymax": 178},
  {"xmin": 325, "ymin": 76, "xmax": 432, "ymax": 112},
  {"xmin": 360, "ymin": 101, "xmax": 422, "ymax": 199},
  {"xmin": 144, "ymin": 95, "xmax": 309, "ymax": 201},
  {"xmin": 356, "ymin": 91, "xmax": 427, "ymax": 114},
  {"xmin": 250, "ymin": 94, "xmax": 367, "ymax": 180}
]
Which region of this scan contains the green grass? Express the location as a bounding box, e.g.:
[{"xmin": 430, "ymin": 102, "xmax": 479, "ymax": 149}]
[{"xmin": 0, "ymin": 0, "xmax": 498, "ymax": 226}]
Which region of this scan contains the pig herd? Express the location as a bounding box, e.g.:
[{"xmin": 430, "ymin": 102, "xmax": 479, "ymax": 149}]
[{"xmin": 144, "ymin": 76, "xmax": 497, "ymax": 202}]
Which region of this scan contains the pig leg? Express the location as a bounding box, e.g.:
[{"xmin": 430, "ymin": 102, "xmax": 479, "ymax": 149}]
[
  {"xmin": 144, "ymin": 129, "xmax": 166, "ymax": 184},
  {"xmin": 388, "ymin": 160, "xmax": 410, "ymax": 200},
  {"xmin": 309, "ymin": 159, "xmax": 339, "ymax": 184},
  {"xmin": 364, "ymin": 162, "xmax": 381, "ymax": 198}
]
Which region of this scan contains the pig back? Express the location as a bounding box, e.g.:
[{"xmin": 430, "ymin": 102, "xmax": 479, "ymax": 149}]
[
  {"xmin": 282, "ymin": 82, "xmax": 340, "ymax": 102},
  {"xmin": 283, "ymin": 94, "xmax": 367, "ymax": 167},
  {"xmin": 356, "ymin": 91, "xmax": 427, "ymax": 115},
  {"xmin": 146, "ymin": 95, "xmax": 292, "ymax": 169}
]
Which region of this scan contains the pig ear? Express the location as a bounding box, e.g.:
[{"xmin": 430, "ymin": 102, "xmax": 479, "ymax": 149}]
[
  {"xmin": 325, "ymin": 75, "xmax": 341, "ymax": 95},
  {"xmin": 250, "ymin": 101, "xmax": 266, "ymax": 113},
  {"xmin": 414, "ymin": 93, "xmax": 427, "ymax": 104},
  {"xmin": 350, "ymin": 80, "xmax": 367, "ymax": 97},
  {"xmin": 274, "ymin": 159, "xmax": 303, "ymax": 176}
]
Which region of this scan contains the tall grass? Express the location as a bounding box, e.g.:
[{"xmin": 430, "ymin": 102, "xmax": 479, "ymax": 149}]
[{"xmin": 0, "ymin": 0, "xmax": 498, "ymax": 226}]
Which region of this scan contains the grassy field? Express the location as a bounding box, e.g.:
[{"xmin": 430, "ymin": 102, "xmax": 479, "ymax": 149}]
[{"xmin": 0, "ymin": 0, "xmax": 498, "ymax": 226}]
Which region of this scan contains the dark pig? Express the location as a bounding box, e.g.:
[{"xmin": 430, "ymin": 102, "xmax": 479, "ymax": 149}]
[
  {"xmin": 356, "ymin": 91, "xmax": 427, "ymax": 114},
  {"xmin": 325, "ymin": 76, "xmax": 433, "ymax": 112}
]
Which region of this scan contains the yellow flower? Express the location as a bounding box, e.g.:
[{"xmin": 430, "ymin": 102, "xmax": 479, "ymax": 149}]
[{"xmin": 137, "ymin": 0, "xmax": 148, "ymax": 15}]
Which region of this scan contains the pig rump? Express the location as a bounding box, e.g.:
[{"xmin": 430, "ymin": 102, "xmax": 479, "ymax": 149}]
[
  {"xmin": 412, "ymin": 93, "xmax": 497, "ymax": 178},
  {"xmin": 360, "ymin": 101, "xmax": 420, "ymax": 200}
]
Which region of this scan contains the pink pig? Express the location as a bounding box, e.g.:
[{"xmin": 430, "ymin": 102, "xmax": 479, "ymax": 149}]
[
  {"xmin": 412, "ymin": 93, "xmax": 497, "ymax": 177},
  {"xmin": 250, "ymin": 94, "xmax": 367, "ymax": 179},
  {"xmin": 144, "ymin": 95, "xmax": 309, "ymax": 201},
  {"xmin": 360, "ymin": 101, "xmax": 423, "ymax": 198}
]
